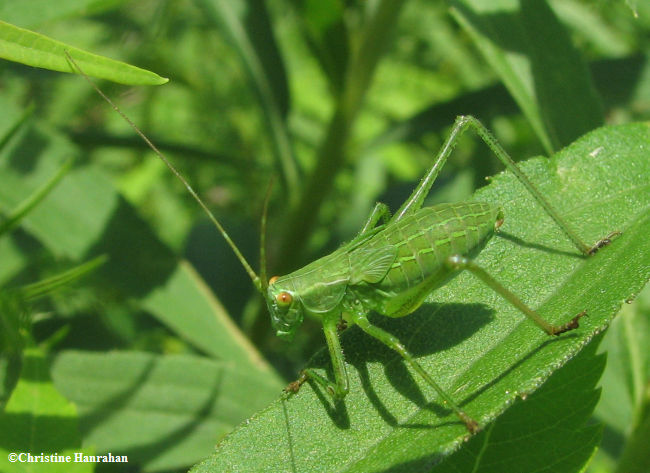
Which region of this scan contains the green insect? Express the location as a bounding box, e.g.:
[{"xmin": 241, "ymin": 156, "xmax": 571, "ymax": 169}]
[
  {"xmin": 71, "ymin": 56, "xmax": 617, "ymax": 433},
  {"xmin": 262, "ymin": 116, "xmax": 617, "ymax": 433}
]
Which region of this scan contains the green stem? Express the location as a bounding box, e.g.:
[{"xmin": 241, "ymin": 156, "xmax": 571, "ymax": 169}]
[
  {"xmin": 615, "ymin": 386, "xmax": 650, "ymax": 473},
  {"xmin": 277, "ymin": 0, "xmax": 407, "ymax": 272},
  {"xmin": 19, "ymin": 255, "xmax": 108, "ymax": 300},
  {"xmin": 248, "ymin": 0, "xmax": 406, "ymax": 344},
  {"xmin": 0, "ymin": 156, "xmax": 74, "ymax": 237}
]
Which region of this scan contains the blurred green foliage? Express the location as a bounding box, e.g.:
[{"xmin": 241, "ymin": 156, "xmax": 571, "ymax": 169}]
[{"xmin": 0, "ymin": 0, "xmax": 649, "ymax": 472}]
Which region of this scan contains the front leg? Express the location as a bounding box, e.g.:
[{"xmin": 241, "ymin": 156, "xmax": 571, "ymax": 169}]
[{"xmin": 285, "ymin": 313, "xmax": 350, "ymax": 399}]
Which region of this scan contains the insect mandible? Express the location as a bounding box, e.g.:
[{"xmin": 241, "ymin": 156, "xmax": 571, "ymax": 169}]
[{"xmin": 70, "ymin": 55, "xmax": 619, "ymax": 433}]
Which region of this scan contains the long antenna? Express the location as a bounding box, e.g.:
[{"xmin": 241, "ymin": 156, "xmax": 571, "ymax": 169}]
[
  {"xmin": 65, "ymin": 51, "xmax": 262, "ymax": 293},
  {"xmin": 259, "ymin": 178, "xmax": 275, "ymax": 292}
]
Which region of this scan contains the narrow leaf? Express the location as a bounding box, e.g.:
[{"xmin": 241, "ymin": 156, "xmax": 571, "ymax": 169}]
[
  {"xmin": 289, "ymin": 0, "xmax": 349, "ymax": 93},
  {"xmin": 197, "ymin": 0, "xmax": 299, "ymax": 201},
  {"xmin": 0, "ymin": 155, "xmax": 73, "ymax": 237},
  {"xmin": 450, "ymin": 0, "xmax": 604, "ymax": 152},
  {"xmin": 19, "ymin": 255, "xmax": 107, "ymax": 300},
  {"xmin": 594, "ymin": 285, "xmax": 650, "ymax": 473},
  {"xmin": 0, "ymin": 20, "xmax": 168, "ymax": 85}
]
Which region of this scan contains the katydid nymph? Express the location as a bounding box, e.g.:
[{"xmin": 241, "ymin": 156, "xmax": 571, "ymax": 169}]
[{"xmin": 69, "ymin": 55, "xmax": 618, "ymax": 433}]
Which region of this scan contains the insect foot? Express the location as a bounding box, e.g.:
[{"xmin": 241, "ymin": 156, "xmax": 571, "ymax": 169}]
[
  {"xmin": 549, "ymin": 310, "xmax": 587, "ymax": 336},
  {"xmin": 459, "ymin": 413, "xmax": 480, "ymax": 434},
  {"xmin": 588, "ymin": 231, "xmax": 622, "ymax": 255},
  {"xmin": 284, "ymin": 371, "xmax": 309, "ymax": 395}
]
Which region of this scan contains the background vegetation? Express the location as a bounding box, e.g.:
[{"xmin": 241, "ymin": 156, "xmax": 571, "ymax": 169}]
[{"xmin": 0, "ymin": 0, "xmax": 649, "ymax": 472}]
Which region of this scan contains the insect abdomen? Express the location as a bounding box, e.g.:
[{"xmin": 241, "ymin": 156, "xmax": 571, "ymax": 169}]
[{"xmin": 361, "ymin": 202, "xmax": 501, "ymax": 317}]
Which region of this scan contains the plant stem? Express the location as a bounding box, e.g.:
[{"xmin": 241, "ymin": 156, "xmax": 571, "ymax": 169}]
[
  {"xmin": 278, "ymin": 0, "xmax": 407, "ymax": 272},
  {"xmin": 614, "ymin": 387, "xmax": 650, "ymax": 473},
  {"xmin": 248, "ymin": 0, "xmax": 407, "ymax": 345}
]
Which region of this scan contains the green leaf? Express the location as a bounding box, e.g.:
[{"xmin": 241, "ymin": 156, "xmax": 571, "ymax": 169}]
[
  {"xmin": 432, "ymin": 333, "xmax": 606, "ymax": 473},
  {"xmin": 0, "ymin": 20, "xmax": 168, "ymax": 85},
  {"xmin": 191, "ymin": 123, "xmax": 650, "ymax": 472},
  {"xmin": 0, "ymin": 294, "xmax": 26, "ymax": 374},
  {"xmin": 0, "ymin": 348, "xmax": 94, "ymax": 473},
  {"xmin": 0, "ymin": 237, "xmax": 26, "ymax": 286},
  {"xmin": 140, "ymin": 261, "xmax": 277, "ymax": 369},
  {"xmin": 51, "ymin": 351, "xmax": 282, "ymax": 471},
  {"xmin": 450, "ymin": 0, "xmax": 604, "ymax": 152},
  {"xmin": 591, "ymin": 284, "xmax": 650, "ymax": 473}
]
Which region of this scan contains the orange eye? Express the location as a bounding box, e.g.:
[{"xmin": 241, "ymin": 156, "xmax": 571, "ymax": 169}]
[
  {"xmin": 269, "ymin": 275, "xmax": 279, "ymax": 285},
  {"xmin": 276, "ymin": 291, "xmax": 292, "ymax": 306}
]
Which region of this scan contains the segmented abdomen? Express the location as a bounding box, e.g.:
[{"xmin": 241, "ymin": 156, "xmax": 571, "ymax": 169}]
[{"xmin": 365, "ymin": 202, "xmax": 501, "ymax": 315}]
